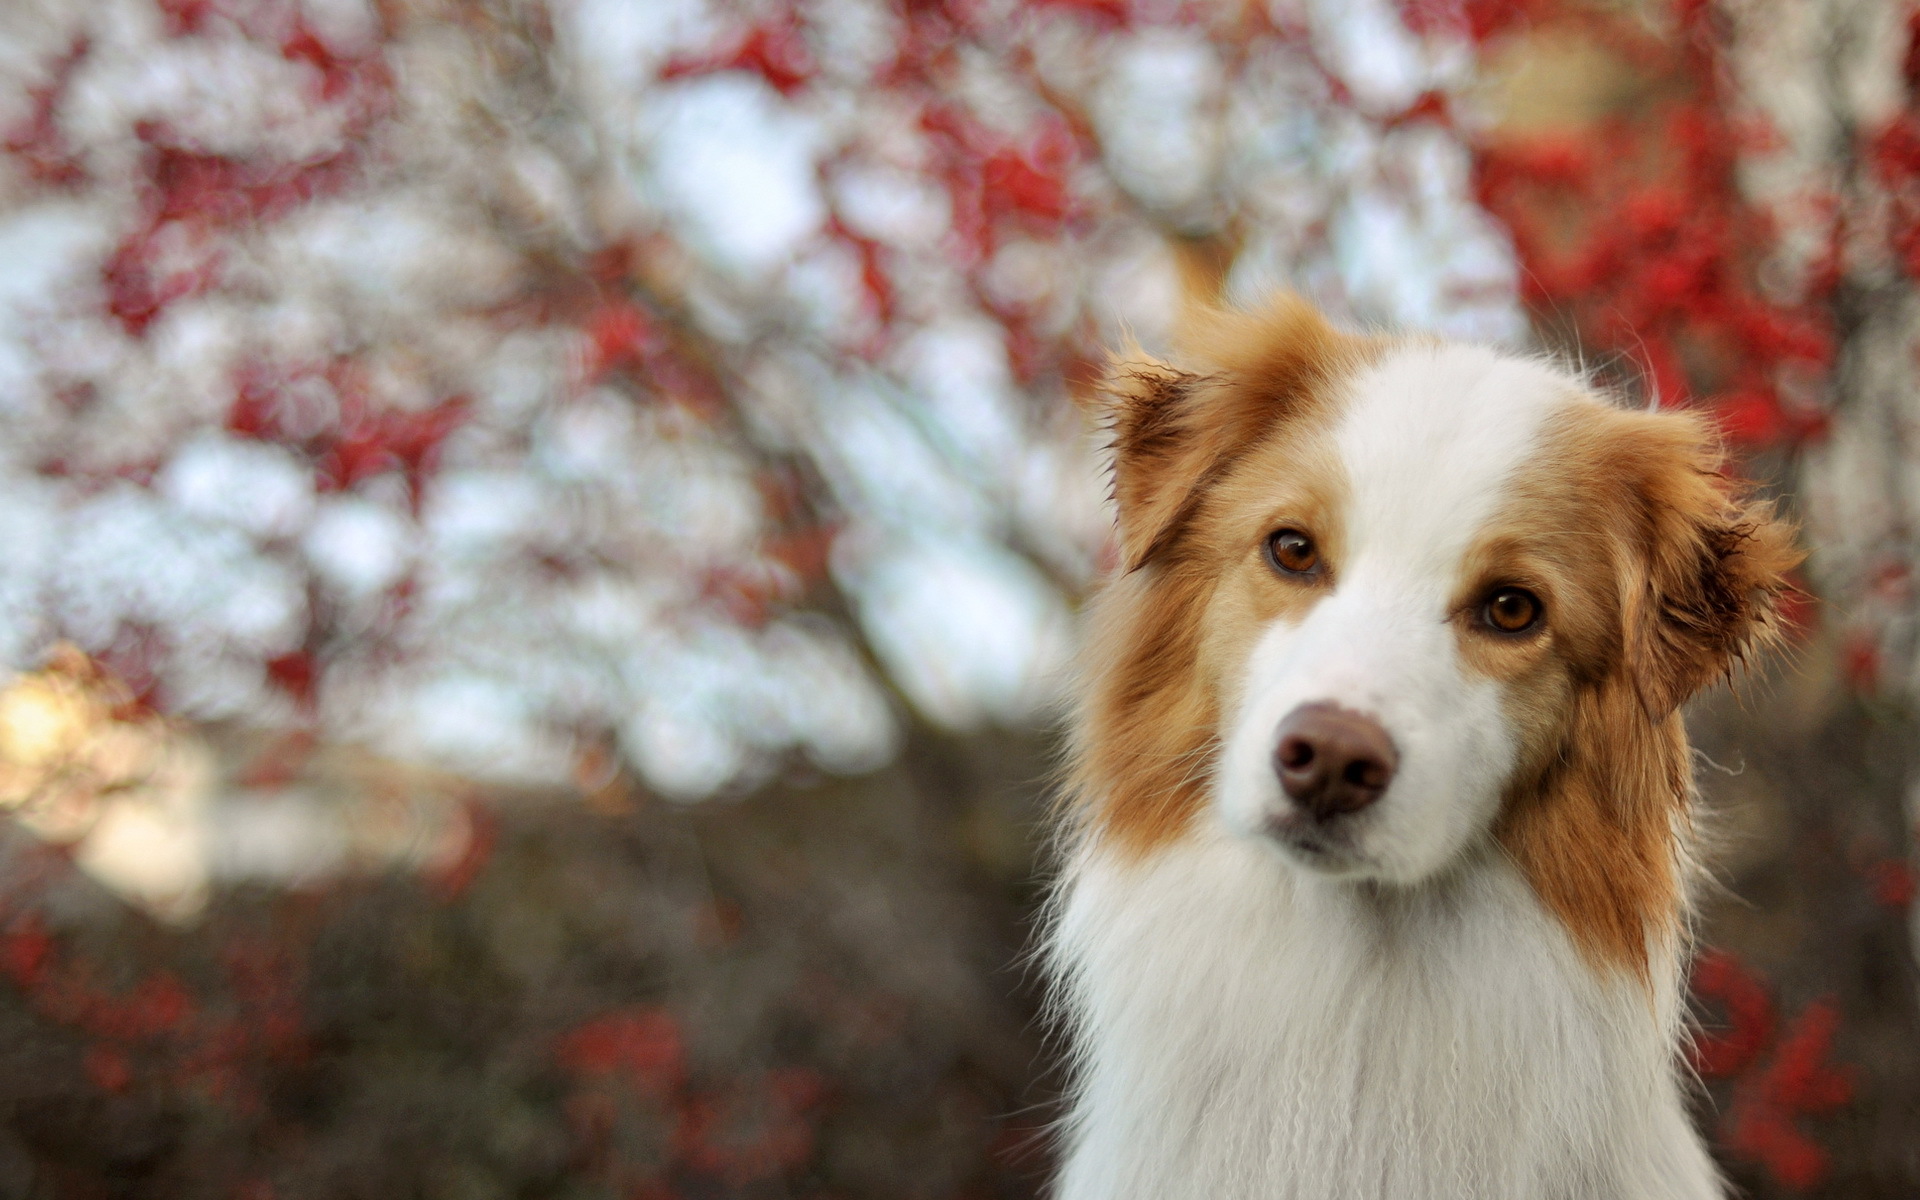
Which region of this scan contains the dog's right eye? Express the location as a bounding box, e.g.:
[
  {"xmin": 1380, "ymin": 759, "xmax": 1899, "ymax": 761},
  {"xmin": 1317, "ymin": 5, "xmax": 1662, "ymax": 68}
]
[
  {"xmin": 1482, "ymin": 587, "xmax": 1542, "ymax": 633},
  {"xmin": 1265, "ymin": 529, "xmax": 1320, "ymax": 576}
]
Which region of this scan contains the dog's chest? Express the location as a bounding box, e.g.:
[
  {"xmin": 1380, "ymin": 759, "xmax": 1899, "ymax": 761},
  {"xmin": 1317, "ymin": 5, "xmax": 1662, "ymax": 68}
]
[{"xmin": 1048, "ymin": 837, "xmax": 1684, "ymax": 1200}]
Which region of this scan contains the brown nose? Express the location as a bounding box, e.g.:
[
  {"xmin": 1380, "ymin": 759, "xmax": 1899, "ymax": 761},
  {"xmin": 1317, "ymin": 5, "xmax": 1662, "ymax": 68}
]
[{"xmin": 1273, "ymin": 703, "xmax": 1398, "ymax": 819}]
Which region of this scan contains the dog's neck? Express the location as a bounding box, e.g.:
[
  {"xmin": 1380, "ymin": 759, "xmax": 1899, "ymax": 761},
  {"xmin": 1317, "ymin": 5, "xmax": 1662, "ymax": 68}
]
[{"xmin": 1046, "ymin": 828, "xmax": 1720, "ymax": 1200}]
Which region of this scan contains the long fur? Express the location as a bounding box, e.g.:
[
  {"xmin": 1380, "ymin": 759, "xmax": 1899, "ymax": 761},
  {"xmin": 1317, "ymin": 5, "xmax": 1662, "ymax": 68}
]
[{"xmin": 1045, "ymin": 297, "xmax": 1799, "ymax": 1200}]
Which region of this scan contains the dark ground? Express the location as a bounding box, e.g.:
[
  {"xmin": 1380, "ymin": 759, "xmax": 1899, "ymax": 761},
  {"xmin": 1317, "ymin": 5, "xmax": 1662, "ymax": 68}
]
[{"xmin": 0, "ymin": 727, "xmax": 1061, "ymax": 1199}]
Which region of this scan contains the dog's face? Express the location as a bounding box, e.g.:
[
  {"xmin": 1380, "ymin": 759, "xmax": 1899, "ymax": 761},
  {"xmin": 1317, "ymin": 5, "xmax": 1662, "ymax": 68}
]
[
  {"xmin": 1205, "ymin": 346, "xmax": 1594, "ymax": 884},
  {"xmin": 1076, "ymin": 300, "xmax": 1798, "ymax": 939}
]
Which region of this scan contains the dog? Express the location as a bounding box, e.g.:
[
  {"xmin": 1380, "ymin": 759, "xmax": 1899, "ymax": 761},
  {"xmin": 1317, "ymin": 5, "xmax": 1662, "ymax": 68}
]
[{"xmin": 1045, "ymin": 296, "xmax": 1799, "ymax": 1200}]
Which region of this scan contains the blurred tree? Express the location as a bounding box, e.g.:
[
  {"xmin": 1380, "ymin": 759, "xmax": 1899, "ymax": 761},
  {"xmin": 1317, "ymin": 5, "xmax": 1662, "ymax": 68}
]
[
  {"xmin": 0, "ymin": 0, "xmax": 1512, "ymax": 809},
  {"xmin": 0, "ymin": 0, "xmax": 1915, "ymax": 1195}
]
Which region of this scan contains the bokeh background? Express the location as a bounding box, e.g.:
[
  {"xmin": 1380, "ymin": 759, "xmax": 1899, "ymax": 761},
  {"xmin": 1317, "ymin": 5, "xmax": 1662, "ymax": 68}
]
[{"xmin": 0, "ymin": 0, "xmax": 1915, "ymax": 1195}]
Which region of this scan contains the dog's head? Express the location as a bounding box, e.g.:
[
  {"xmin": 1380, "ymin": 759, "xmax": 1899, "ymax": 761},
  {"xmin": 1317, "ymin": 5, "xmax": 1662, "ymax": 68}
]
[{"xmin": 1072, "ymin": 297, "xmax": 1799, "ymax": 969}]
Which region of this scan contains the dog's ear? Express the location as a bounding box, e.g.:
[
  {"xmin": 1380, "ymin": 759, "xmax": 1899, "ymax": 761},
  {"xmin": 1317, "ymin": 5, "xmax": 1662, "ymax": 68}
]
[
  {"xmin": 1097, "ymin": 353, "xmax": 1212, "ymax": 570},
  {"xmin": 1097, "ymin": 296, "xmax": 1355, "ymax": 570},
  {"xmin": 1617, "ymin": 412, "xmax": 1802, "ymax": 719}
]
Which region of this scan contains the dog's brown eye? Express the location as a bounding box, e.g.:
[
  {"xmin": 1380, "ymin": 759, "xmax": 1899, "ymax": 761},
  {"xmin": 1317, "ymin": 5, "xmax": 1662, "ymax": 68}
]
[
  {"xmin": 1266, "ymin": 530, "xmax": 1319, "ymax": 576},
  {"xmin": 1483, "ymin": 588, "xmax": 1542, "ymax": 634}
]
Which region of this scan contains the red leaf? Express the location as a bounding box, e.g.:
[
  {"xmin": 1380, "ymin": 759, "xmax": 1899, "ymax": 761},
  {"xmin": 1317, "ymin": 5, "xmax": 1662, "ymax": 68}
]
[
  {"xmin": 0, "ymin": 914, "xmax": 54, "ymax": 989},
  {"xmin": 1764, "ymin": 1001, "xmax": 1853, "ymax": 1111},
  {"xmin": 828, "ymin": 217, "xmax": 895, "ymax": 328},
  {"xmin": 124, "ymin": 971, "xmax": 197, "ymax": 1037},
  {"xmin": 1028, "ymin": 0, "xmax": 1132, "ymax": 29},
  {"xmin": 661, "ymin": 21, "xmax": 817, "ymax": 96},
  {"xmin": 83, "ymin": 1045, "xmax": 133, "ymax": 1094},
  {"xmin": 1398, "ymin": 0, "xmax": 1540, "ymax": 41},
  {"xmin": 1903, "ymin": 7, "xmax": 1920, "ymax": 91},
  {"xmin": 555, "ymin": 1008, "xmax": 685, "ymax": 1093},
  {"xmin": 1714, "ymin": 390, "xmax": 1788, "ymax": 447},
  {"xmin": 2, "ymin": 38, "xmax": 89, "ymax": 187},
  {"xmin": 1840, "ymin": 631, "xmax": 1882, "ymax": 693},
  {"xmin": 582, "ymin": 303, "xmax": 660, "ymax": 381},
  {"xmin": 281, "ymin": 21, "xmax": 369, "ymax": 102},
  {"xmin": 1717, "ymin": 996, "xmax": 1855, "ymax": 1191},
  {"xmin": 265, "ymin": 652, "xmax": 319, "ymax": 708},
  {"xmin": 102, "ymin": 223, "xmax": 223, "ymax": 337},
  {"xmin": 1386, "ymin": 90, "xmax": 1452, "ymax": 130},
  {"xmin": 1690, "ymin": 948, "xmax": 1774, "ymax": 1077},
  {"xmin": 156, "ymin": 0, "xmax": 217, "ymax": 36}
]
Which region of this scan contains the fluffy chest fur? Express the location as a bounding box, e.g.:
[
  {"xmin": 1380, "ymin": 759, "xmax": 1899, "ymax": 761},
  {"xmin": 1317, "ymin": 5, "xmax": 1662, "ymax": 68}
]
[
  {"xmin": 1049, "ymin": 837, "xmax": 1716, "ymax": 1200},
  {"xmin": 1047, "ymin": 297, "xmax": 1797, "ymax": 1199}
]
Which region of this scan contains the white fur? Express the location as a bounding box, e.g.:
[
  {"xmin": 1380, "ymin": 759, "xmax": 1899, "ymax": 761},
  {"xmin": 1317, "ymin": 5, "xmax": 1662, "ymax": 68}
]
[
  {"xmin": 1049, "ymin": 345, "xmax": 1722, "ymax": 1198},
  {"xmin": 1218, "ymin": 346, "xmax": 1564, "ymax": 884},
  {"xmin": 1049, "ymin": 836, "xmax": 1716, "ymax": 1200}
]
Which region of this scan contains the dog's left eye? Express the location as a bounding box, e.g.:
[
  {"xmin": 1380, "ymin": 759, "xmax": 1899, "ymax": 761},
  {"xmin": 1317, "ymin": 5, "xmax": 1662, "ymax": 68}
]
[
  {"xmin": 1266, "ymin": 529, "xmax": 1320, "ymax": 576},
  {"xmin": 1482, "ymin": 588, "xmax": 1542, "ymax": 634}
]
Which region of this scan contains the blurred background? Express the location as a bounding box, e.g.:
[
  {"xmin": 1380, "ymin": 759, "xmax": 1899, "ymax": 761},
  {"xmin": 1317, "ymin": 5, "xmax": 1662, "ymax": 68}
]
[{"xmin": 0, "ymin": 0, "xmax": 1915, "ymax": 1195}]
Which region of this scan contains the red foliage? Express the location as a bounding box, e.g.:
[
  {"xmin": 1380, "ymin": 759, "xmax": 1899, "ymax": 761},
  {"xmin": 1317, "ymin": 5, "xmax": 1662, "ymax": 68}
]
[
  {"xmin": 264, "ymin": 651, "xmax": 320, "ymax": 711},
  {"xmin": 1398, "ymin": 0, "xmax": 1547, "ymax": 42},
  {"xmin": 1869, "ymin": 16, "xmax": 1920, "ymax": 284},
  {"xmin": 82, "ymin": 1044, "xmax": 133, "ymax": 1094},
  {"xmin": 141, "ymin": 140, "xmax": 351, "ymax": 227},
  {"xmin": 764, "ymin": 524, "xmax": 838, "ymax": 585},
  {"xmin": 1468, "ymin": 6, "xmax": 1834, "ymax": 453},
  {"xmin": 101, "ymin": 220, "xmax": 225, "ymax": 337},
  {"xmin": 155, "ymin": 0, "xmax": 217, "ymax": 37},
  {"xmin": 1724, "ymin": 1001, "xmax": 1855, "ymax": 1191},
  {"xmin": 280, "ymin": 18, "xmax": 385, "ymax": 103},
  {"xmin": 661, "ymin": 15, "xmax": 818, "ymax": 97},
  {"xmin": 1693, "ymin": 948, "xmax": 1855, "ymax": 1191},
  {"xmin": 1029, "ymin": 0, "xmax": 1133, "ymax": 29},
  {"xmin": 72, "ymin": 11, "xmax": 392, "ymax": 338},
  {"xmin": 0, "ymin": 885, "xmax": 311, "ymax": 1118},
  {"xmin": 0, "ymin": 912, "xmax": 55, "ymax": 990},
  {"xmin": 2, "ymin": 37, "xmax": 90, "ymax": 187},
  {"xmin": 673, "ymin": 1067, "xmax": 826, "ymax": 1185},
  {"xmin": 228, "ymin": 359, "xmax": 472, "ymax": 510},
  {"xmin": 827, "ymin": 215, "xmax": 896, "ymax": 334},
  {"xmin": 555, "ymin": 1008, "xmax": 685, "ymax": 1094},
  {"xmin": 921, "ymin": 105, "xmax": 1082, "ymax": 265},
  {"xmin": 582, "ymin": 303, "xmax": 664, "ymax": 382},
  {"xmin": 699, "ymin": 563, "xmax": 790, "ymax": 627},
  {"xmin": 1691, "ymin": 948, "xmax": 1775, "ymax": 1078},
  {"xmin": 102, "ymin": 130, "xmax": 366, "ymax": 334},
  {"xmin": 314, "ymin": 394, "xmax": 471, "ymax": 500},
  {"xmin": 1840, "ymin": 631, "xmax": 1883, "ymax": 694},
  {"xmin": 551, "ymin": 1007, "xmax": 833, "ymax": 1187}
]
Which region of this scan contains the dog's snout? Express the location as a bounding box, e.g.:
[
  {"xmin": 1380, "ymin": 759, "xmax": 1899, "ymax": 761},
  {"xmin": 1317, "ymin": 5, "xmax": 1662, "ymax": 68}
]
[{"xmin": 1272, "ymin": 703, "xmax": 1398, "ymax": 819}]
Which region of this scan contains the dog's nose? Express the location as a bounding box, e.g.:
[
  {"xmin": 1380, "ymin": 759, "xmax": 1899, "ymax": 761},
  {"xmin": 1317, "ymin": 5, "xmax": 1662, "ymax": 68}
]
[{"xmin": 1272, "ymin": 703, "xmax": 1397, "ymax": 819}]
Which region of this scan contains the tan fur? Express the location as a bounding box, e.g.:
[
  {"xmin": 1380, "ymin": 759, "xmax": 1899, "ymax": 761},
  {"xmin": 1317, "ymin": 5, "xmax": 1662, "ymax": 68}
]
[
  {"xmin": 1070, "ymin": 298, "xmax": 1379, "ymax": 854},
  {"xmin": 1470, "ymin": 402, "xmax": 1801, "ymax": 978}
]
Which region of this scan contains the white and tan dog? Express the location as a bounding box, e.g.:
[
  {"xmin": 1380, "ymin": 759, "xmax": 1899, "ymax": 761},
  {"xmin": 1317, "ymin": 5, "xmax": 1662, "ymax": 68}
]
[{"xmin": 1046, "ymin": 297, "xmax": 1798, "ymax": 1200}]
